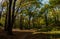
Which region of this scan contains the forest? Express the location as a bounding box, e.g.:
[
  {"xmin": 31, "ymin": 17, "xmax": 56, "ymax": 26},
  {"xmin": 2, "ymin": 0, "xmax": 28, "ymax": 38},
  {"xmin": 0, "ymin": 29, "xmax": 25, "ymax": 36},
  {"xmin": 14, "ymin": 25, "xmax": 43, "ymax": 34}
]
[{"xmin": 0, "ymin": 0, "xmax": 60, "ymax": 39}]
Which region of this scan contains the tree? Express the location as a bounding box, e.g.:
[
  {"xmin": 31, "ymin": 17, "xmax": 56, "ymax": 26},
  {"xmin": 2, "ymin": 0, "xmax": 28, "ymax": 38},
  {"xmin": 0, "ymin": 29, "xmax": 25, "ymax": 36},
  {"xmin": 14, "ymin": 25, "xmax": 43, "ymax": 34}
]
[
  {"xmin": 4, "ymin": 0, "xmax": 41, "ymax": 34},
  {"xmin": 49, "ymin": 0, "xmax": 60, "ymax": 26},
  {"xmin": 6, "ymin": 0, "xmax": 13, "ymax": 35},
  {"xmin": 0, "ymin": 0, "xmax": 3, "ymax": 19},
  {"xmin": 4, "ymin": 0, "xmax": 9, "ymax": 31}
]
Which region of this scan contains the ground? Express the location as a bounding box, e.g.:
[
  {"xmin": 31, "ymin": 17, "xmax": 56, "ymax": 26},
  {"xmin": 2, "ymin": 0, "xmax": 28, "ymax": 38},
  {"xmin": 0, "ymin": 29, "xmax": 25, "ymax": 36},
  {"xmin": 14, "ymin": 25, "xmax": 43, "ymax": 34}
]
[
  {"xmin": 0, "ymin": 28, "xmax": 60, "ymax": 39},
  {"xmin": 0, "ymin": 28, "xmax": 48, "ymax": 39}
]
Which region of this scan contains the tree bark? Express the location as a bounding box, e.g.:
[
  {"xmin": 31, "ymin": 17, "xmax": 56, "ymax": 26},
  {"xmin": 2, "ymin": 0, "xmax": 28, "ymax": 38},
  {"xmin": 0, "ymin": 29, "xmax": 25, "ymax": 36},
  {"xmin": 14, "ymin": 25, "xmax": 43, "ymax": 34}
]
[
  {"xmin": 4, "ymin": 1, "xmax": 8, "ymax": 31},
  {"xmin": 6, "ymin": 0, "xmax": 12, "ymax": 35},
  {"xmin": 20, "ymin": 15, "xmax": 23, "ymax": 30},
  {"xmin": 11, "ymin": 0, "xmax": 16, "ymax": 29},
  {"xmin": 45, "ymin": 9, "xmax": 48, "ymax": 26},
  {"xmin": 28, "ymin": 12, "xmax": 31, "ymax": 29}
]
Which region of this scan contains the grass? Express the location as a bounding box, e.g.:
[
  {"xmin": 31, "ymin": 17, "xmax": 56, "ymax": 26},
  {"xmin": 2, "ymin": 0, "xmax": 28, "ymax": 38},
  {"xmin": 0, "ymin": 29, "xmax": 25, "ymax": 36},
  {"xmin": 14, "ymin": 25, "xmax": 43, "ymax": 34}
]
[
  {"xmin": 33, "ymin": 31, "xmax": 60, "ymax": 34},
  {"xmin": 33, "ymin": 31, "xmax": 60, "ymax": 39}
]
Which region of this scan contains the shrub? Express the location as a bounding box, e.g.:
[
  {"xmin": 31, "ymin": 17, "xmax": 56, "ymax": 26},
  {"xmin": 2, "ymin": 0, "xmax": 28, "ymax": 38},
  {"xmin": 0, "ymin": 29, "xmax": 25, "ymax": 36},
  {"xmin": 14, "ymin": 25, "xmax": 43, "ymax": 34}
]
[{"xmin": 37, "ymin": 26, "xmax": 53, "ymax": 32}]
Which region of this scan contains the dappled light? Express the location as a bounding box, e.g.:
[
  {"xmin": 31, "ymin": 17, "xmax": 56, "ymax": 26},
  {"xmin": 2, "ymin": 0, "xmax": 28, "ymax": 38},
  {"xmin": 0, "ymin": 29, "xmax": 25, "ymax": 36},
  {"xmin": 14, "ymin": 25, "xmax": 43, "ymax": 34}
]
[{"xmin": 0, "ymin": 0, "xmax": 60, "ymax": 39}]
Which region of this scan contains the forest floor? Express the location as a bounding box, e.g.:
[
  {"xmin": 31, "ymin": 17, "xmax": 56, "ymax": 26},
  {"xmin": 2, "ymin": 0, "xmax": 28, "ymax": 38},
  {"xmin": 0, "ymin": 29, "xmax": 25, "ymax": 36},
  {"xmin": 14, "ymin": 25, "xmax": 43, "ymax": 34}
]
[{"xmin": 0, "ymin": 28, "xmax": 60, "ymax": 39}]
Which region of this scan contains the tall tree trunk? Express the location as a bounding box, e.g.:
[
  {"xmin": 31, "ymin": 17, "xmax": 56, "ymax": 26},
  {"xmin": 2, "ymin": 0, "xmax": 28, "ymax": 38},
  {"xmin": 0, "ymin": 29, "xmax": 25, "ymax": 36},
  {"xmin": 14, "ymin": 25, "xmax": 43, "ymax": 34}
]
[
  {"xmin": 11, "ymin": 0, "xmax": 16, "ymax": 29},
  {"xmin": 28, "ymin": 12, "xmax": 31, "ymax": 29},
  {"xmin": 0, "ymin": 6, "xmax": 3, "ymax": 19},
  {"xmin": 20, "ymin": 15, "xmax": 23, "ymax": 30},
  {"xmin": 32, "ymin": 16, "xmax": 35, "ymax": 28},
  {"xmin": 4, "ymin": 13, "xmax": 8, "ymax": 31},
  {"xmin": 6, "ymin": 0, "xmax": 12, "ymax": 35},
  {"xmin": 0, "ymin": 12, "xmax": 1, "ymax": 19},
  {"xmin": 4, "ymin": 1, "xmax": 8, "ymax": 31},
  {"xmin": 6, "ymin": 0, "xmax": 17, "ymax": 35},
  {"xmin": 0, "ymin": 0, "xmax": 3, "ymax": 19},
  {"xmin": 45, "ymin": 9, "xmax": 48, "ymax": 26},
  {"xmin": 52, "ymin": 9, "xmax": 57, "ymax": 25}
]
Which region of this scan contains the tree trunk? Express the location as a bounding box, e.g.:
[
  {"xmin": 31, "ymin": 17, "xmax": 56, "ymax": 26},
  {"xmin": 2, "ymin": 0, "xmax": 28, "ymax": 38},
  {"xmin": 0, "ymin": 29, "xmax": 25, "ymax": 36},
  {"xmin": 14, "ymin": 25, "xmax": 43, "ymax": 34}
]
[
  {"xmin": 20, "ymin": 15, "xmax": 23, "ymax": 30},
  {"xmin": 28, "ymin": 12, "xmax": 31, "ymax": 29},
  {"xmin": 4, "ymin": 12, "xmax": 8, "ymax": 31},
  {"xmin": 11, "ymin": 0, "xmax": 16, "ymax": 29},
  {"xmin": 45, "ymin": 9, "xmax": 48, "ymax": 26},
  {"xmin": 6, "ymin": 0, "xmax": 12, "ymax": 35},
  {"xmin": 4, "ymin": 1, "xmax": 8, "ymax": 31},
  {"xmin": 0, "ymin": 12, "xmax": 1, "ymax": 19}
]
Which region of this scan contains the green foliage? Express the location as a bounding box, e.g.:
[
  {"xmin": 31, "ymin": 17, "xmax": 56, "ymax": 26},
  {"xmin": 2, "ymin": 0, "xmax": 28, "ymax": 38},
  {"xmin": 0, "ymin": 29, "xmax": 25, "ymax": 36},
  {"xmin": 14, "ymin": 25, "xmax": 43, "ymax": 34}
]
[
  {"xmin": 0, "ymin": 17, "xmax": 5, "ymax": 27},
  {"xmin": 49, "ymin": 0, "xmax": 60, "ymax": 7},
  {"xmin": 1, "ymin": 0, "xmax": 60, "ymax": 32},
  {"xmin": 38, "ymin": 26, "xmax": 53, "ymax": 32}
]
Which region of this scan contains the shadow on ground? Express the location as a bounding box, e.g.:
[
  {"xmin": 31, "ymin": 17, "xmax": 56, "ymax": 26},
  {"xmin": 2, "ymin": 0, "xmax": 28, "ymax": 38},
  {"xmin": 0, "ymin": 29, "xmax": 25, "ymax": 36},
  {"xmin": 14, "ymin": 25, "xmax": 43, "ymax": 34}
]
[{"xmin": 0, "ymin": 29, "xmax": 60, "ymax": 39}]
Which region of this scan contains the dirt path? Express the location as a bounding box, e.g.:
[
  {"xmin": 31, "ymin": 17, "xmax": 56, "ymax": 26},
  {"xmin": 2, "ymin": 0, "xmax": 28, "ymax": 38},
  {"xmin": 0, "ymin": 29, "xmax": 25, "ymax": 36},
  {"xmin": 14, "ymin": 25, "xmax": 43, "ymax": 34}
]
[
  {"xmin": 0, "ymin": 28, "xmax": 60, "ymax": 39},
  {"xmin": 0, "ymin": 28, "xmax": 49, "ymax": 39}
]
